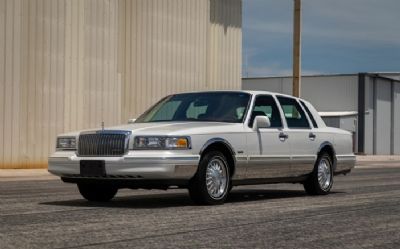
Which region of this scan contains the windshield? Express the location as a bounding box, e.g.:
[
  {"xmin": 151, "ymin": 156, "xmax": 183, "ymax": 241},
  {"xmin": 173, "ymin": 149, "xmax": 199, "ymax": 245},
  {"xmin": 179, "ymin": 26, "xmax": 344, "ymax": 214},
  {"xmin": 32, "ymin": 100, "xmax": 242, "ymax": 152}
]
[{"xmin": 135, "ymin": 92, "xmax": 251, "ymax": 123}]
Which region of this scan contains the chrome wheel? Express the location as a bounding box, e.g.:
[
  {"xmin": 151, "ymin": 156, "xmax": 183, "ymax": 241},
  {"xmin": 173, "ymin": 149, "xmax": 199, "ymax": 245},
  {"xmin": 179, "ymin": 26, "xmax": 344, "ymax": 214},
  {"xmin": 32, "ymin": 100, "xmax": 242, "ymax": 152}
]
[
  {"xmin": 206, "ymin": 157, "xmax": 228, "ymax": 199},
  {"xmin": 317, "ymin": 158, "xmax": 332, "ymax": 191}
]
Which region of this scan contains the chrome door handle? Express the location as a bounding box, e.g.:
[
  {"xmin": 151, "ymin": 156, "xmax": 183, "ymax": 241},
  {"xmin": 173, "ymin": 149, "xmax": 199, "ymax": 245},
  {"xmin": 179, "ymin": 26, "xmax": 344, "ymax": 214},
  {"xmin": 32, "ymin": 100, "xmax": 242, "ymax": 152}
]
[
  {"xmin": 309, "ymin": 132, "xmax": 316, "ymax": 141},
  {"xmin": 279, "ymin": 132, "xmax": 289, "ymax": 141}
]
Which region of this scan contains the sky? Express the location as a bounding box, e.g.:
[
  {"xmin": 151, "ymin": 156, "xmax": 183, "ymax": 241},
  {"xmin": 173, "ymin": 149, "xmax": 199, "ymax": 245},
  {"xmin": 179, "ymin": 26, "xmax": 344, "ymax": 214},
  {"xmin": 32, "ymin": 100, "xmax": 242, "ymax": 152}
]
[{"xmin": 242, "ymin": 0, "xmax": 400, "ymax": 77}]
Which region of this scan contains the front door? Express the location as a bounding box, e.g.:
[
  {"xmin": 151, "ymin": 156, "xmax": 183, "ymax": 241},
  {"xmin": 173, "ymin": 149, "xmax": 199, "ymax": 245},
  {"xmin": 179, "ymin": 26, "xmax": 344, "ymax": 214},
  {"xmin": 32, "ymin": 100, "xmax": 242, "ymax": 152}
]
[{"xmin": 246, "ymin": 95, "xmax": 291, "ymax": 179}]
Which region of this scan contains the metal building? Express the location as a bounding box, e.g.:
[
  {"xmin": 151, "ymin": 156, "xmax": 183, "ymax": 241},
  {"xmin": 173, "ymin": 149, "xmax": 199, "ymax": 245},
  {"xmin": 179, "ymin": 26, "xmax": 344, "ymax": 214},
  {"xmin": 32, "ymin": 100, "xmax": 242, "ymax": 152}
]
[
  {"xmin": 243, "ymin": 73, "xmax": 400, "ymax": 155},
  {"xmin": 0, "ymin": 0, "xmax": 242, "ymax": 169}
]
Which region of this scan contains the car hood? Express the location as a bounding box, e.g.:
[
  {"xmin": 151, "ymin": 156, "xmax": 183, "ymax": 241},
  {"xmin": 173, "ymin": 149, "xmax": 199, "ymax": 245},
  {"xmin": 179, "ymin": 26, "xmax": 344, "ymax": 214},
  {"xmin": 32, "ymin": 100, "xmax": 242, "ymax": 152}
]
[{"xmin": 59, "ymin": 122, "xmax": 244, "ymax": 137}]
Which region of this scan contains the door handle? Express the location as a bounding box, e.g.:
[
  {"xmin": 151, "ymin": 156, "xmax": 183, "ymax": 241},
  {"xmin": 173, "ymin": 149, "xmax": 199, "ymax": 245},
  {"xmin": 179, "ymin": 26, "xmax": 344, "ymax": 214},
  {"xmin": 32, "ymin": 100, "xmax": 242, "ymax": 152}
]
[
  {"xmin": 309, "ymin": 132, "xmax": 316, "ymax": 141},
  {"xmin": 279, "ymin": 132, "xmax": 289, "ymax": 141}
]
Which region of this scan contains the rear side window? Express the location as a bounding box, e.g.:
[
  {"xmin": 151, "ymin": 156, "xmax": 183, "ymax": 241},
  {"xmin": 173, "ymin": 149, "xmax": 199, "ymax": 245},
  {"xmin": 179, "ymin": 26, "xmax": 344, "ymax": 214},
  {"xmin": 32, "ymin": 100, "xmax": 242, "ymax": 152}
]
[
  {"xmin": 277, "ymin": 96, "xmax": 310, "ymax": 129},
  {"xmin": 300, "ymin": 101, "xmax": 318, "ymax": 128},
  {"xmin": 249, "ymin": 95, "xmax": 282, "ymax": 128}
]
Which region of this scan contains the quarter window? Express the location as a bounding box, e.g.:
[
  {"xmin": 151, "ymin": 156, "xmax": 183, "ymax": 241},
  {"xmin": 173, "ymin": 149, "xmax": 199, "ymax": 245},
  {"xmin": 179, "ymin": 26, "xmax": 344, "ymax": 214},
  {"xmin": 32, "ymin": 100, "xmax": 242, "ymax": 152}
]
[
  {"xmin": 277, "ymin": 96, "xmax": 310, "ymax": 129},
  {"xmin": 249, "ymin": 95, "xmax": 282, "ymax": 128},
  {"xmin": 300, "ymin": 101, "xmax": 318, "ymax": 128}
]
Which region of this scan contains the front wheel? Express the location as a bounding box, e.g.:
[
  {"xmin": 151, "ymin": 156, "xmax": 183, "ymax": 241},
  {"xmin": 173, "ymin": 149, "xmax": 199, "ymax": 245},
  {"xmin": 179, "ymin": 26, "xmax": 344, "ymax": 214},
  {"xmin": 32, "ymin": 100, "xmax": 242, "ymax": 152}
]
[
  {"xmin": 189, "ymin": 151, "xmax": 231, "ymax": 205},
  {"xmin": 77, "ymin": 183, "xmax": 118, "ymax": 202},
  {"xmin": 303, "ymin": 152, "xmax": 333, "ymax": 195}
]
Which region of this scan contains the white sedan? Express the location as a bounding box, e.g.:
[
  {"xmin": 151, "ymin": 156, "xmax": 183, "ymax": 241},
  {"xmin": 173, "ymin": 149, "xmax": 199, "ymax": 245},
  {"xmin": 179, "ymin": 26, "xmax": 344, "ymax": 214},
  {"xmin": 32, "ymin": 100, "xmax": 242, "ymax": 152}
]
[{"xmin": 49, "ymin": 91, "xmax": 355, "ymax": 205}]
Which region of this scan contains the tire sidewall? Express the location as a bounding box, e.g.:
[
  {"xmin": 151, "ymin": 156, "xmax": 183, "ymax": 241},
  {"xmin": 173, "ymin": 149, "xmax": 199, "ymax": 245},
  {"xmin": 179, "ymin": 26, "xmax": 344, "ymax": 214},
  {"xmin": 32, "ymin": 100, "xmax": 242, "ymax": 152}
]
[{"xmin": 192, "ymin": 151, "xmax": 231, "ymax": 204}]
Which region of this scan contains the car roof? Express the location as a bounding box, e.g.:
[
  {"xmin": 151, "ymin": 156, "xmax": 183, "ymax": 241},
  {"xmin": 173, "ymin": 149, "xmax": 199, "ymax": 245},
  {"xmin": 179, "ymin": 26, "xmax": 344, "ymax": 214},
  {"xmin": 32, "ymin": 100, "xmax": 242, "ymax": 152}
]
[{"xmin": 173, "ymin": 90, "xmax": 301, "ymax": 101}]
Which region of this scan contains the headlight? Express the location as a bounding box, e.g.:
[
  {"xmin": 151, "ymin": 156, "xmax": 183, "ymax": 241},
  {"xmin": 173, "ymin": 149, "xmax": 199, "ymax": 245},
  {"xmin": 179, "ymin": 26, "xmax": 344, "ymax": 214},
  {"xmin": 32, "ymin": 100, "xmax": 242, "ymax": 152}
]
[
  {"xmin": 134, "ymin": 136, "xmax": 190, "ymax": 150},
  {"xmin": 56, "ymin": 137, "xmax": 77, "ymax": 150}
]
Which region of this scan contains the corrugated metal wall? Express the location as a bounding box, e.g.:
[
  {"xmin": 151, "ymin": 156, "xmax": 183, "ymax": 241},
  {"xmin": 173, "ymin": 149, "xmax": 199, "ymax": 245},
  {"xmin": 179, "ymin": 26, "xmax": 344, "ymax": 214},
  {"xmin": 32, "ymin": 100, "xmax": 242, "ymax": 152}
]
[
  {"xmin": 120, "ymin": 0, "xmax": 242, "ymax": 121},
  {"xmin": 363, "ymin": 76, "xmax": 400, "ymax": 155},
  {"xmin": 242, "ymin": 75, "xmax": 358, "ymax": 112},
  {"xmin": 0, "ymin": 0, "xmax": 242, "ymax": 168},
  {"xmin": 394, "ymin": 84, "xmax": 400, "ymax": 154}
]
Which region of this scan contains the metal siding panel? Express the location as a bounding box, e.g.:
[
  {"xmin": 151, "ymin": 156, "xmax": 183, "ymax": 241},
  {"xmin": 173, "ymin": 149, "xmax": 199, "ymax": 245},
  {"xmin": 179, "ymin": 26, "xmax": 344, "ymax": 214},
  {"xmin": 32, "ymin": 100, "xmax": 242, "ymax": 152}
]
[
  {"xmin": 243, "ymin": 75, "xmax": 358, "ymax": 112},
  {"xmin": 375, "ymin": 79, "xmax": 392, "ymax": 154},
  {"xmin": 48, "ymin": 0, "xmax": 57, "ymax": 161},
  {"xmin": 0, "ymin": 0, "xmax": 242, "ymax": 168},
  {"xmin": 322, "ymin": 117, "xmax": 340, "ymax": 128},
  {"xmin": 4, "ymin": 0, "xmax": 15, "ymax": 165},
  {"xmin": 363, "ymin": 76, "xmax": 374, "ymax": 154},
  {"xmin": 19, "ymin": 0, "xmax": 29, "ymax": 168},
  {"xmin": 0, "ymin": 0, "xmax": 5, "ymax": 166},
  {"xmin": 302, "ymin": 76, "xmax": 358, "ymax": 112},
  {"xmin": 26, "ymin": 0, "xmax": 37, "ymax": 166},
  {"xmin": 242, "ymin": 78, "xmax": 283, "ymax": 92},
  {"xmin": 393, "ymin": 84, "xmax": 400, "ymax": 154},
  {"xmin": 64, "ymin": 0, "xmax": 71, "ymax": 131}
]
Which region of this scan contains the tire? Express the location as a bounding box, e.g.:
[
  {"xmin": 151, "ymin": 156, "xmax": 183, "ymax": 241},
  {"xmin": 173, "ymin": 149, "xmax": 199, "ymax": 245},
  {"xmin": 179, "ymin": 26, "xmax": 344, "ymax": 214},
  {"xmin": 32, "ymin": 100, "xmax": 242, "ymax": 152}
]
[
  {"xmin": 189, "ymin": 151, "xmax": 231, "ymax": 205},
  {"xmin": 303, "ymin": 152, "xmax": 333, "ymax": 195},
  {"xmin": 77, "ymin": 183, "xmax": 118, "ymax": 202}
]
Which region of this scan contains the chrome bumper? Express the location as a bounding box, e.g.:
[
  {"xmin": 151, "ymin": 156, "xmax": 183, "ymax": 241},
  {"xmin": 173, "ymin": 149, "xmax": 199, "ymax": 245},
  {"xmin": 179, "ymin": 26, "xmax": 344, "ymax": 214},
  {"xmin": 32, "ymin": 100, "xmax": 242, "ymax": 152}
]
[{"xmin": 48, "ymin": 151, "xmax": 200, "ymax": 180}]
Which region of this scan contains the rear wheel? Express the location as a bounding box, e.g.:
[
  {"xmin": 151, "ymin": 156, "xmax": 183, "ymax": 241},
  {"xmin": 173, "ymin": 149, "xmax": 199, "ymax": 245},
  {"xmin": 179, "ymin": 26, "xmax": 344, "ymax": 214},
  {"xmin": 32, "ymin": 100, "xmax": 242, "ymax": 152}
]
[
  {"xmin": 303, "ymin": 152, "xmax": 333, "ymax": 195},
  {"xmin": 189, "ymin": 151, "xmax": 231, "ymax": 205},
  {"xmin": 77, "ymin": 183, "xmax": 118, "ymax": 202}
]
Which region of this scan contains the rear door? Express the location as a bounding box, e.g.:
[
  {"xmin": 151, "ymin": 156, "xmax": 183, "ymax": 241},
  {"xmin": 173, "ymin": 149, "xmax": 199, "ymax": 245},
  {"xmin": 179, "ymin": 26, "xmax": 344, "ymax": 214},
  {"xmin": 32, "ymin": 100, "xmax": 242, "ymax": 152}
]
[
  {"xmin": 245, "ymin": 95, "xmax": 291, "ymax": 178},
  {"xmin": 276, "ymin": 96, "xmax": 318, "ymax": 177}
]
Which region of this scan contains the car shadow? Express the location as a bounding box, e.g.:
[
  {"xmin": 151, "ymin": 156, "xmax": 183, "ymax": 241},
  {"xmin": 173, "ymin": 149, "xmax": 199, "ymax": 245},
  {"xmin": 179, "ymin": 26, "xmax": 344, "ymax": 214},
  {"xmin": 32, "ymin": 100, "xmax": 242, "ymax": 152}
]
[{"xmin": 40, "ymin": 189, "xmax": 343, "ymax": 209}]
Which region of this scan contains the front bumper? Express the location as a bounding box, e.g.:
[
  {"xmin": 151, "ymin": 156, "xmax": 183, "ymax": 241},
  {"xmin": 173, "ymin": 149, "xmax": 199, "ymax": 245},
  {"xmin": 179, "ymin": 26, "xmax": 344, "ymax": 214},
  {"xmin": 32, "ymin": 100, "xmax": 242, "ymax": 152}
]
[{"xmin": 48, "ymin": 151, "xmax": 200, "ymax": 180}]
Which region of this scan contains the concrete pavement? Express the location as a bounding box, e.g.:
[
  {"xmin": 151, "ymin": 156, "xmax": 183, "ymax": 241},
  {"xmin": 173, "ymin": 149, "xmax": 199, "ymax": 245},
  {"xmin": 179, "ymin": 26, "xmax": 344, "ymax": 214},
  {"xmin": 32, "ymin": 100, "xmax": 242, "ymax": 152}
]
[{"xmin": 0, "ymin": 160, "xmax": 399, "ymax": 248}]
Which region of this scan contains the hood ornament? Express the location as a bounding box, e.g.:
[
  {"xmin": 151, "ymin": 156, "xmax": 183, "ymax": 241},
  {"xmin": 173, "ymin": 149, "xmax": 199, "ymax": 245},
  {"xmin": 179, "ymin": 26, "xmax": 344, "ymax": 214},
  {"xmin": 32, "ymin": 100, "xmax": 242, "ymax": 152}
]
[{"xmin": 101, "ymin": 121, "xmax": 105, "ymax": 131}]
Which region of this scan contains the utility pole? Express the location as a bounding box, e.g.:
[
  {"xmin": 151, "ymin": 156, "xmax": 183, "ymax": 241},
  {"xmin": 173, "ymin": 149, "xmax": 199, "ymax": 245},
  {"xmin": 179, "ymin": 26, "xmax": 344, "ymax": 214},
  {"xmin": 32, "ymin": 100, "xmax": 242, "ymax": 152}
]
[{"xmin": 293, "ymin": 0, "xmax": 301, "ymax": 97}]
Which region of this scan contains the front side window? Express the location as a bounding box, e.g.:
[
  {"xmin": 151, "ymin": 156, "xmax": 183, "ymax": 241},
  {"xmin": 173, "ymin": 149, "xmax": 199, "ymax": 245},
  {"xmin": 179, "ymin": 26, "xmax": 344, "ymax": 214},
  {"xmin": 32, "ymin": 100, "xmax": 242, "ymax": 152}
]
[
  {"xmin": 136, "ymin": 92, "xmax": 251, "ymax": 123},
  {"xmin": 249, "ymin": 95, "xmax": 282, "ymax": 128},
  {"xmin": 277, "ymin": 96, "xmax": 310, "ymax": 129}
]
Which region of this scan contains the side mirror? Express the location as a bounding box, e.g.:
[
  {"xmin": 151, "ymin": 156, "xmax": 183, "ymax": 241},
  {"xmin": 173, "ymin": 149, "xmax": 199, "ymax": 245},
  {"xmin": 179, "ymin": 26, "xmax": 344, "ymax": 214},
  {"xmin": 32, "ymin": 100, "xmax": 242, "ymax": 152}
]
[
  {"xmin": 128, "ymin": 118, "xmax": 136, "ymax": 124},
  {"xmin": 252, "ymin": 116, "xmax": 271, "ymax": 131}
]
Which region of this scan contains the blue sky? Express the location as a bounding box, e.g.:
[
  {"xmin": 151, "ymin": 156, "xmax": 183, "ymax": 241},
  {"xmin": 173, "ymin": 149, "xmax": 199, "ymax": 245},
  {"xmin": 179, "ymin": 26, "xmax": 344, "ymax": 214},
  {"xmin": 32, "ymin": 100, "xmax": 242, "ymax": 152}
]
[{"xmin": 243, "ymin": 0, "xmax": 400, "ymax": 77}]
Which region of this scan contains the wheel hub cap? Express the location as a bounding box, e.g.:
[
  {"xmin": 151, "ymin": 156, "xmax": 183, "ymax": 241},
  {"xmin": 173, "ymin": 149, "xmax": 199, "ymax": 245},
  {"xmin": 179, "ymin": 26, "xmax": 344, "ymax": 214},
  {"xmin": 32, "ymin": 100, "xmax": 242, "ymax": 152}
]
[
  {"xmin": 318, "ymin": 158, "xmax": 331, "ymax": 190},
  {"xmin": 206, "ymin": 158, "xmax": 228, "ymax": 199}
]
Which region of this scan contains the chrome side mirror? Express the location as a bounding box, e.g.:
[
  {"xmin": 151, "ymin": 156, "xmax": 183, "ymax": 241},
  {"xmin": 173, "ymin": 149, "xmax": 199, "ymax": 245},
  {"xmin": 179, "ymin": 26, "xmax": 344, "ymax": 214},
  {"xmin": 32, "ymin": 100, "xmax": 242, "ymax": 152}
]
[{"xmin": 252, "ymin": 116, "xmax": 271, "ymax": 131}]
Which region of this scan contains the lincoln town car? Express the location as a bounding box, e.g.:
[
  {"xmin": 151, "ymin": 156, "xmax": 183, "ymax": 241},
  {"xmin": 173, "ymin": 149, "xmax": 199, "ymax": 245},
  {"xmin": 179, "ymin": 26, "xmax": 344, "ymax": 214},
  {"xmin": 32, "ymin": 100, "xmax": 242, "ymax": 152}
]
[{"xmin": 48, "ymin": 91, "xmax": 355, "ymax": 205}]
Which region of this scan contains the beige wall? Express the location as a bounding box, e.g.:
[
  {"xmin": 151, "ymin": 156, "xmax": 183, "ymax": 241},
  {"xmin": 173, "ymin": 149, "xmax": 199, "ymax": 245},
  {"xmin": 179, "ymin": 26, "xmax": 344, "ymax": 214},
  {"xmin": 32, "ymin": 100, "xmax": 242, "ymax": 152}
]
[{"xmin": 0, "ymin": 0, "xmax": 242, "ymax": 169}]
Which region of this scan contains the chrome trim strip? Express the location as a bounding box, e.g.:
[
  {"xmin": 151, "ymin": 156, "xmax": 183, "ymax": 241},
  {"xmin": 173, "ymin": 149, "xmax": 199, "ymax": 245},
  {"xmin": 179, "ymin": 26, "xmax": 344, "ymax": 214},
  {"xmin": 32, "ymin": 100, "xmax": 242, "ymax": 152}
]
[
  {"xmin": 249, "ymin": 156, "xmax": 290, "ymax": 161},
  {"xmin": 235, "ymin": 155, "xmax": 248, "ymax": 161},
  {"xmin": 336, "ymin": 155, "xmax": 356, "ymax": 159},
  {"xmin": 124, "ymin": 156, "xmax": 200, "ymax": 161},
  {"xmin": 291, "ymin": 155, "xmax": 317, "ymax": 161}
]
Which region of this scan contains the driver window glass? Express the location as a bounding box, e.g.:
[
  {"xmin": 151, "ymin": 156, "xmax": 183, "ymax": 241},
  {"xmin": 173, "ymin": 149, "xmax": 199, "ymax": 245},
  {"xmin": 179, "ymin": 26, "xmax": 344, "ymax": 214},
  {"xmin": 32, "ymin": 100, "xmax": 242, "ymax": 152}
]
[{"xmin": 249, "ymin": 95, "xmax": 282, "ymax": 128}]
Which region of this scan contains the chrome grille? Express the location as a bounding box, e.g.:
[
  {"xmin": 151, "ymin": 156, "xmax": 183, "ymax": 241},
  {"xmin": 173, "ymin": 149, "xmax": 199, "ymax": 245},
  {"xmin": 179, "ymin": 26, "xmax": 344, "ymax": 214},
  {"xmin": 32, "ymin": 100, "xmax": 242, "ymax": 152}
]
[{"xmin": 78, "ymin": 131, "xmax": 130, "ymax": 156}]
